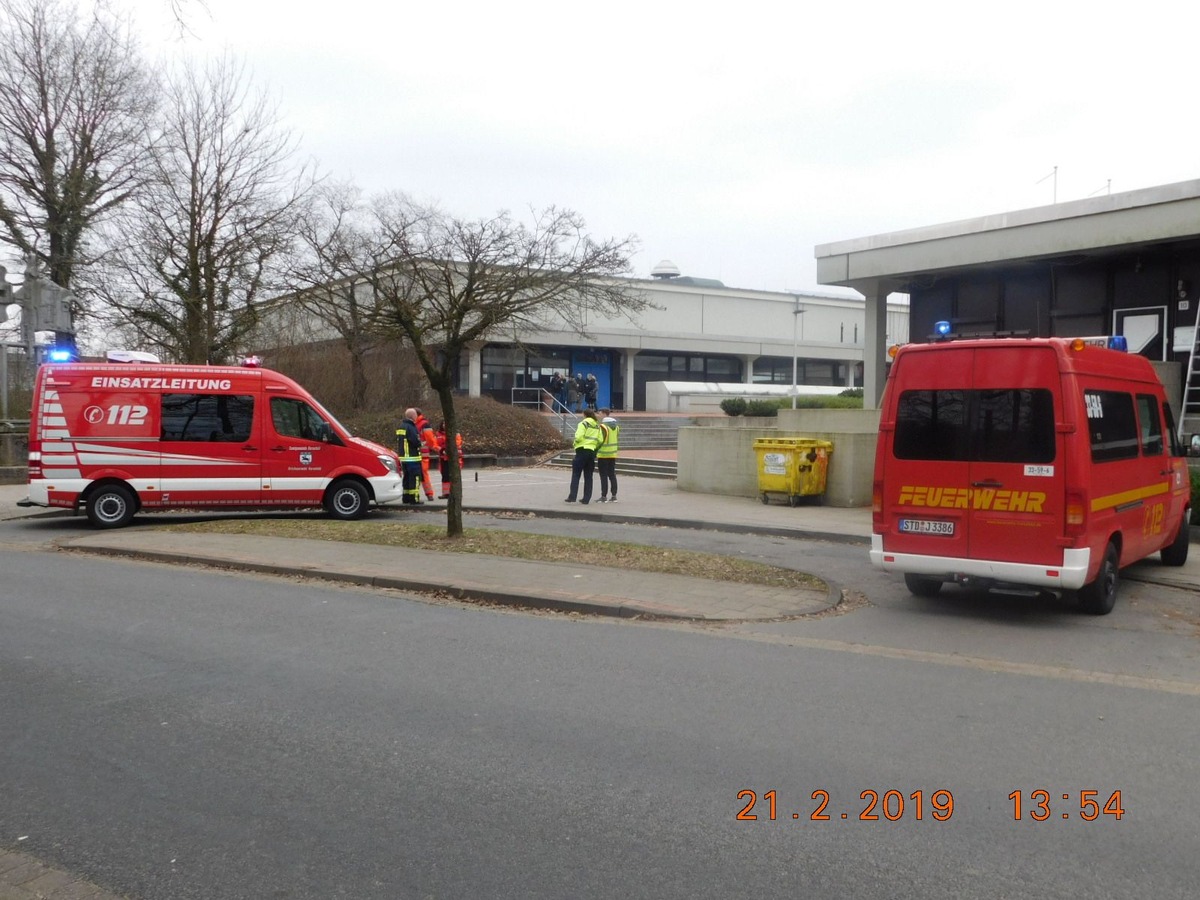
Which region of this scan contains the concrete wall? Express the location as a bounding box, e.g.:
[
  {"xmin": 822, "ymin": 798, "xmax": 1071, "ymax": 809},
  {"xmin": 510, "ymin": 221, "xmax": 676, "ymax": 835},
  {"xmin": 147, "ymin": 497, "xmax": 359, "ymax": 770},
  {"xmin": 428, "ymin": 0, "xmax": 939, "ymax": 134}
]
[
  {"xmin": 678, "ymin": 408, "xmax": 880, "ymax": 507},
  {"xmin": 0, "ymin": 430, "xmax": 27, "ymax": 468}
]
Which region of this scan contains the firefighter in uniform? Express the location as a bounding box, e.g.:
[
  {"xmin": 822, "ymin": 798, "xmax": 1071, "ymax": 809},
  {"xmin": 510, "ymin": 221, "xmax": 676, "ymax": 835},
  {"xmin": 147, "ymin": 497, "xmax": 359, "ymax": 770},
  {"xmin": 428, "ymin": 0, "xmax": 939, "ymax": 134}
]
[
  {"xmin": 437, "ymin": 421, "xmax": 464, "ymax": 499},
  {"xmin": 415, "ymin": 409, "xmax": 438, "ymax": 501},
  {"xmin": 395, "ymin": 408, "xmax": 423, "ymax": 505},
  {"xmin": 564, "ymin": 409, "xmax": 605, "ymax": 504}
]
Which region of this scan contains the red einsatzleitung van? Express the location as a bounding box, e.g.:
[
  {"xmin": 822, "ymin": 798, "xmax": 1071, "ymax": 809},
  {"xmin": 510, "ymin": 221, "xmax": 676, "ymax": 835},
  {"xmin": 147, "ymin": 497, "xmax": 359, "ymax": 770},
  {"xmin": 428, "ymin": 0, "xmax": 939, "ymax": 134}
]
[
  {"xmin": 870, "ymin": 335, "xmax": 1191, "ymax": 614},
  {"xmin": 20, "ymin": 356, "xmax": 404, "ymax": 528}
]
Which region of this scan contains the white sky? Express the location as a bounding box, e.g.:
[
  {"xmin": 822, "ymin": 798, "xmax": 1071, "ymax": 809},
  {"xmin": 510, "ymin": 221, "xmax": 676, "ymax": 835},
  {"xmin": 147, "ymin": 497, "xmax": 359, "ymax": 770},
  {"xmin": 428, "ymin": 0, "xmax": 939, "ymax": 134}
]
[{"xmin": 122, "ymin": 0, "xmax": 1200, "ymax": 295}]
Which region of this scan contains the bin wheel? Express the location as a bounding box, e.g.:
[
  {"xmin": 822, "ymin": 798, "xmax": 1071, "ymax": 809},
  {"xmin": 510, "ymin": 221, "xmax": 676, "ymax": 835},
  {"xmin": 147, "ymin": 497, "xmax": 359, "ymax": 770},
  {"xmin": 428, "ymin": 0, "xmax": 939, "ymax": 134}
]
[
  {"xmin": 760, "ymin": 492, "xmax": 769, "ymax": 505},
  {"xmin": 789, "ymin": 495, "xmax": 800, "ymax": 507}
]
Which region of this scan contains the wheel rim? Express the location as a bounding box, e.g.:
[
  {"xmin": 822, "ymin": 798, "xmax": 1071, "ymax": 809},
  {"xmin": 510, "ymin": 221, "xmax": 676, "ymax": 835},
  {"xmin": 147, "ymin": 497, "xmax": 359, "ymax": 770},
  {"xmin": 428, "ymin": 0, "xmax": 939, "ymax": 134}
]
[
  {"xmin": 95, "ymin": 494, "xmax": 127, "ymax": 524},
  {"xmin": 334, "ymin": 487, "xmax": 362, "ymax": 516}
]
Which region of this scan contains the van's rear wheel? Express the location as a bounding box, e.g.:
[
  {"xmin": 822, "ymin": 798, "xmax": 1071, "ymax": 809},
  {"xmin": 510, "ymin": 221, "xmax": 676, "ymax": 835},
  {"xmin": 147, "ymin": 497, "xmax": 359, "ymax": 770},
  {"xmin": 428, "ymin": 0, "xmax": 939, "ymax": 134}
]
[
  {"xmin": 1078, "ymin": 541, "xmax": 1119, "ymax": 615},
  {"xmin": 1160, "ymin": 510, "xmax": 1190, "ymax": 566},
  {"xmin": 86, "ymin": 485, "xmax": 136, "ymax": 529},
  {"xmin": 904, "ymin": 573, "xmax": 943, "ymax": 597},
  {"xmin": 325, "ymin": 479, "xmax": 369, "ymax": 520}
]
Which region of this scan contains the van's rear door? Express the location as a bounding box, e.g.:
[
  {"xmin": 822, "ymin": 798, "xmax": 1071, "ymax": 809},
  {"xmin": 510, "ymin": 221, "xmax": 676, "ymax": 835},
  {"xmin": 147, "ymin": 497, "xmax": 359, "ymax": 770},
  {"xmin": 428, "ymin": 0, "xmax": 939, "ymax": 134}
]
[
  {"xmin": 885, "ymin": 345, "xmax": 974, "ymax": 561},
  {"xmin": 965, "ymin": 345, "xmax": 1064, "ymax": 565}
]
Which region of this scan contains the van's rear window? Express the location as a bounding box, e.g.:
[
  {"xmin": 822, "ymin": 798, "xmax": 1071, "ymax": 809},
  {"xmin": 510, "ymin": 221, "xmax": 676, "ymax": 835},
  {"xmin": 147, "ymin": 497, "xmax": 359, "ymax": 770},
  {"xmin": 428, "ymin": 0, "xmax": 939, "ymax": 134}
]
[{"xmin": 894, "ymin": 389, "xmax": 1055, "ymax": 463}]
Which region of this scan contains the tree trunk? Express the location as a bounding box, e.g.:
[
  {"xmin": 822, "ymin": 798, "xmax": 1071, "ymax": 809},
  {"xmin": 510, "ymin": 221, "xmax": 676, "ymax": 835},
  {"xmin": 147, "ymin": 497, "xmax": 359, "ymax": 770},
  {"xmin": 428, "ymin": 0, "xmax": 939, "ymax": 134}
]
[{"xmin": 437, "ymin": 383, "xmax": 464, "ymax": 538}]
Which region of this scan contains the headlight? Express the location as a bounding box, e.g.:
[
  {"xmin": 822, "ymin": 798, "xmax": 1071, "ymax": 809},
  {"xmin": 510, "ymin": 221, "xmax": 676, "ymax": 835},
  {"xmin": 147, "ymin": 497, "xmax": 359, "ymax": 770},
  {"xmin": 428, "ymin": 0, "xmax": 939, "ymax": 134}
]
[{"xmin": 378, "ymin": 454, "xmax": 398, "ymax": 474}]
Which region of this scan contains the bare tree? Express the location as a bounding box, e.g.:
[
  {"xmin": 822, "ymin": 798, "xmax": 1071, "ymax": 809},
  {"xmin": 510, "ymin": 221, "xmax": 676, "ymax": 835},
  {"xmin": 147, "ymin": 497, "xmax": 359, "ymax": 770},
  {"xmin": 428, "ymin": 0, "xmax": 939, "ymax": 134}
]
[
  {"xmin": 0, "ymin": 0, "xmax": 156, "ymax": 298},
  {"xmin": 281, "ymin": 181, "xmax": 379, "ymax": 410},
  {"xmin": 361, "ymin": 197, "xmax": 645, "ymax": 537},
  {"xmin": 93, "ymin": 53, "xmax": 313, "ymax": 363}
]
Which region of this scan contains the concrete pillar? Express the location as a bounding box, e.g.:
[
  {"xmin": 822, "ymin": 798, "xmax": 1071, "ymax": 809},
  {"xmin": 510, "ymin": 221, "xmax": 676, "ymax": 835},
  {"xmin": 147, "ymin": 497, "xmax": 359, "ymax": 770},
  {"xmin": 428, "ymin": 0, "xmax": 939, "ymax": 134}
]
[
  {"xmin": 467, "ymin": 342, "xmax": 484, "ymax": 397},
  {"xmin": 622, "ymin": 349, "xmax": 638, "ymax": 411},
  {"xmin": 741, "ymin": 355, "xmax": 757, "ymax": 384},
  {"xmin": 864, "ymin": 288, "xmax": 889, "ymax": 409}
]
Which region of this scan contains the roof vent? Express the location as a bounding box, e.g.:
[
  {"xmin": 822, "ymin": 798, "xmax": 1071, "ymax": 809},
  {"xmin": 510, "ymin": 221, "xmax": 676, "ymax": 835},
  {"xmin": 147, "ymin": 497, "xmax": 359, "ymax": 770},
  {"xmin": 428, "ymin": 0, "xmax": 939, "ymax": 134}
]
[{"xmin": 650, "ymin": 259, "xmax": 681, "ymax": 279}]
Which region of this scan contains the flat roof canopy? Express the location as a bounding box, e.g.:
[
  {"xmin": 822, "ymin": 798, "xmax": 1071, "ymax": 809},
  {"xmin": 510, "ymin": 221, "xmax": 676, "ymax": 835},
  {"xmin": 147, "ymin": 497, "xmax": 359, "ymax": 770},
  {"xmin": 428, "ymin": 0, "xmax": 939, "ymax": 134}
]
[
  {"xmin": 814, "ymin": 178, "xmax": 1200, "ymax": 407},
  {"xmin": 816, "ymin": 178, "xmax": 1200, "ymax": 295}
]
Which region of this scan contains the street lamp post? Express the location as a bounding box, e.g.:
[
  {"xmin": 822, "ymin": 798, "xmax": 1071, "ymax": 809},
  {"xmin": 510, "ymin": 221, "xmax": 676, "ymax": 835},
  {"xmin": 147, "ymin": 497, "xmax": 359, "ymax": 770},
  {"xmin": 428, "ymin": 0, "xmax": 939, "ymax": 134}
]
[{"xmin": 791, "ymin": 297, "xmax": 805, "ymax": 409}]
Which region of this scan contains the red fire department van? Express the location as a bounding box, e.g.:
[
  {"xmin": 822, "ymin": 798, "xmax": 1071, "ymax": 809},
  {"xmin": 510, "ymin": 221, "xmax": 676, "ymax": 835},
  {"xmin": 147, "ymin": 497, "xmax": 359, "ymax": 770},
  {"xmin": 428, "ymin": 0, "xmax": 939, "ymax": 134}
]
[
  {"xmin": 870, "ymin": 335, "xmax": 1191, "ymax": 614},
  {"xmin": 20, "ymin": 359, "xmax": 405, "ymax": 528}
]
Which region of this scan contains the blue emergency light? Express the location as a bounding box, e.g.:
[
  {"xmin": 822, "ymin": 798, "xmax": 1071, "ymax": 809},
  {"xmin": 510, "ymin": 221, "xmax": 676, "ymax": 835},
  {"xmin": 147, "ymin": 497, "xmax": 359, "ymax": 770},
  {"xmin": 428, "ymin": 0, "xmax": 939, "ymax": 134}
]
[
  {"xmin": 1107, "ymin": 335, "xmax": 1128, "ymax": 352},
  {"xmin": 47, "ymin": 347, "xmax": 76, "ymax": 362},
  {"xmin": 934, "ymin": 320, "xmax": 953, "ymax": 337}
]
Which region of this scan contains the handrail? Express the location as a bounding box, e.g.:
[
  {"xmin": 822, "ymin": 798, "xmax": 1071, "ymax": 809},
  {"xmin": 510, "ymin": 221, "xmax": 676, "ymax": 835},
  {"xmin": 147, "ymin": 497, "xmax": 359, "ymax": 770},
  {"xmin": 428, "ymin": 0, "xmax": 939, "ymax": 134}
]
[{"xmin": 511, "ymin": 387, "xmax": 578, "ymax": 436}]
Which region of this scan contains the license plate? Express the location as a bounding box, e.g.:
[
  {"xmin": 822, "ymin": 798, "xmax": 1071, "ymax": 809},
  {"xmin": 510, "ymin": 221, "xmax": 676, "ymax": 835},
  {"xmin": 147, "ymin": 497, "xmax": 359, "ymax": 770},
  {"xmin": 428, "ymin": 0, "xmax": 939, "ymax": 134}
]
[{"xmin": 899, "ymin": 518, "xmax": 955, "ymax": 536}]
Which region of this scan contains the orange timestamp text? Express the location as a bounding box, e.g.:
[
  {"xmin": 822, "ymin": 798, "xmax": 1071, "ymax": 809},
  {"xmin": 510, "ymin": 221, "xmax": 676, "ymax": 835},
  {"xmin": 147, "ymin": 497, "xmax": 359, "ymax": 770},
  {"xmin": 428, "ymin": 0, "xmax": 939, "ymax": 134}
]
[{"xmin": 736, "ymin": 788, "xmax": 955, "ymax": 823}]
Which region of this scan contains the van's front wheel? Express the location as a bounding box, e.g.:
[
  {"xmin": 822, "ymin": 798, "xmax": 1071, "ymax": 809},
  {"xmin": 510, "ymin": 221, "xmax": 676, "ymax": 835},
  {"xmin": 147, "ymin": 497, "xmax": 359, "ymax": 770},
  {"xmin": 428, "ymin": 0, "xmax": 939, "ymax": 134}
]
[
  {"xmin": 86, "ymin": 484, "xmax": 136, "ymax": 529},
  {"xmin": 325, "ymin": 480, "xmax": 369, "ymax": 520},
  {"xmin": 1077, "ymin": 541, "xmax": 1119, "ymax": 615}
]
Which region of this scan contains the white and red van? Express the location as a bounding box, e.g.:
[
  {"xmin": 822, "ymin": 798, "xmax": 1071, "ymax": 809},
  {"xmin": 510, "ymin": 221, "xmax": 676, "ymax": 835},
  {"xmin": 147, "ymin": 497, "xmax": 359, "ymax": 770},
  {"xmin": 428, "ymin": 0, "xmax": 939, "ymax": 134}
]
[
  {"xmin": 870, "ymin": 336, "xmax": 1191, "ymax": 614},
  {"xmin": 20, "ymin": 358, "xmax": 404, "ymax": 528}
]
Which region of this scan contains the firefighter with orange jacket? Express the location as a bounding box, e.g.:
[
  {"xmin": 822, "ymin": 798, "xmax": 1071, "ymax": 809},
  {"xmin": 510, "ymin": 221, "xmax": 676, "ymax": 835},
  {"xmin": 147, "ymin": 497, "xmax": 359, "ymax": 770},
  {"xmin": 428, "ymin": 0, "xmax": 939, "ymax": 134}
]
[
  {"xmin": 437, "ymin": 420, "xmax": 464, "ymax": 499},
  {"xmin": 414, "ymin": 409, "xmax": 438, "ymax": 501}
]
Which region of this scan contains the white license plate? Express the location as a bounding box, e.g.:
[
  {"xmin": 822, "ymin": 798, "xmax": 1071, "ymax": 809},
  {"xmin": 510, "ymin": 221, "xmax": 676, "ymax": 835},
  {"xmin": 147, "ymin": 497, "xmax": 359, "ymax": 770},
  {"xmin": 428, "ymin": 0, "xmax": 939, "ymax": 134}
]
[{"xmin": 899, "ymin": 518, "xmax": 955, "ymax": 536}]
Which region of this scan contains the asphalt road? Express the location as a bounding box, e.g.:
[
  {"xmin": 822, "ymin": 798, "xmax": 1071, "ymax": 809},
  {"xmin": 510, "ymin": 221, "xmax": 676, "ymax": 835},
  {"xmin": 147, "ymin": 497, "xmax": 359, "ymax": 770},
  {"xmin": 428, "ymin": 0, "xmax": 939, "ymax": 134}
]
[{"xmin": 3, "ymin": 518, "xmax": 1200, "ymax": 899}]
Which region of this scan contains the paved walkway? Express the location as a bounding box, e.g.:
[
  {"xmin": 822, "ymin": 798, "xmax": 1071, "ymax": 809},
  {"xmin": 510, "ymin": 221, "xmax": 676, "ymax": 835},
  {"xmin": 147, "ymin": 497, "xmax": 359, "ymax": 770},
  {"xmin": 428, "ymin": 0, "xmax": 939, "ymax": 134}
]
[{"xmin": 3, "ymin": 463, "xmax": 1199, "ymax": 628}]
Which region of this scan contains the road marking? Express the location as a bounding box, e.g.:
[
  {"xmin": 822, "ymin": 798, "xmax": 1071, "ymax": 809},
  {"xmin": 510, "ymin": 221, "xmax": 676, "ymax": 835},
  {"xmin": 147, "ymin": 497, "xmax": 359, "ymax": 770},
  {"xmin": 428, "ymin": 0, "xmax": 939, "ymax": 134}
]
[{"xmin": 732, "ymin": 632, "xmax": 1200, "ymax": 697}]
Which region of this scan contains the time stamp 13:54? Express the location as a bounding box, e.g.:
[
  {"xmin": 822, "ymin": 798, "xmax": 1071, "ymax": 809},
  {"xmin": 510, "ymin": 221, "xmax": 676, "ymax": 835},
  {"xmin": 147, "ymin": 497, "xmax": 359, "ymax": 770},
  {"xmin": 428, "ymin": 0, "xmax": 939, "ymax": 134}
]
[{"xmin": 736, "ymin": 789, "xmax": 1126, "ymax": 823}]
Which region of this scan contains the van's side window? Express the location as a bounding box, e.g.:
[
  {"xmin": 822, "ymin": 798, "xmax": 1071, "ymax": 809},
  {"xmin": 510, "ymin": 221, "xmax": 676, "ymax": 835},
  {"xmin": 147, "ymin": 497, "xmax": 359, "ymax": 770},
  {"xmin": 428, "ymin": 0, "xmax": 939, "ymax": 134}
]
[
  {"xmin": 1135, "ymin": 394, "xmax": 1164, "ymax": 457},
  {"xmin": 271, "ymin": 397, "xmax": 338, "ymax": 443},
  {"xmin": 894, "ymin": 388, "xmax": 1054, "ymax": 463},
  {"xmin": 161, "ymin": 394, "xmax": 254, "ymax": 442},
  {"xmin": 1085, "ymin": 390, "xmax": 1139, "ymax": 462},
  {"xmin": 1163, "ymin": 402, "xmax": 1185, "ymax": 457}
]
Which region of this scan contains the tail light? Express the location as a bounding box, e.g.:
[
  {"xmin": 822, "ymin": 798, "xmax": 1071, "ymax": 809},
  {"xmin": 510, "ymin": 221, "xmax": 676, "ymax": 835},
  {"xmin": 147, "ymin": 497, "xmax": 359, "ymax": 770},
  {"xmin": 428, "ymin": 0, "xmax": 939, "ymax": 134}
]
[
  {"xmin": 1065, "ymin": 490, "xmax": 1086, "ymax": 537},
  {"xmin": 872, "ymin": 481, "xmax": 884, "ymax": 532},
  {"xmin": 27, "ymin": 449, "xmax": 42, "ymax": 480}
]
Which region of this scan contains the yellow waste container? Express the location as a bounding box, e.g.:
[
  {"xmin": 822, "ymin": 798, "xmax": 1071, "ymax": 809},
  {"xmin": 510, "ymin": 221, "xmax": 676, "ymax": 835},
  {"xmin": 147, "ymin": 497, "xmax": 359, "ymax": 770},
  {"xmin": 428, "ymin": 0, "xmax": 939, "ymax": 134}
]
[{"xmin": 754, "ymin": 438, "xmax": 834, "ymax": 506}]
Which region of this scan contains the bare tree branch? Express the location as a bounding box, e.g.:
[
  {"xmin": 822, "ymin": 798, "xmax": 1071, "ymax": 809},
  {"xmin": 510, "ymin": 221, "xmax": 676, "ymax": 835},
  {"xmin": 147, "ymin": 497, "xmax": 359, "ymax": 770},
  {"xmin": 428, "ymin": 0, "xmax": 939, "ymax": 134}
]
[
  {"xmin": 89, "ymin": 52, "xmax": 315, "ymax": 363},
  {"xmin": 357, "ymin": 197, "xmax": 645, "ymax": 536},
  {"xmin": 0, "ymin": 0, "xmax": 156, "ymax": 304}
]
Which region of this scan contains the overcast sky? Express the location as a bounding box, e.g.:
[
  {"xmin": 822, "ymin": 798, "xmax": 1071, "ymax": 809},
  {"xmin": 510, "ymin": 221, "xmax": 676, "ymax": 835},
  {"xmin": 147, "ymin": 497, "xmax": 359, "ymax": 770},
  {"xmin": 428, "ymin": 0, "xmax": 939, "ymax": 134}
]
[{"xmin": 122, "ymin": 0, "xmax": 1200, "ymax": 295}]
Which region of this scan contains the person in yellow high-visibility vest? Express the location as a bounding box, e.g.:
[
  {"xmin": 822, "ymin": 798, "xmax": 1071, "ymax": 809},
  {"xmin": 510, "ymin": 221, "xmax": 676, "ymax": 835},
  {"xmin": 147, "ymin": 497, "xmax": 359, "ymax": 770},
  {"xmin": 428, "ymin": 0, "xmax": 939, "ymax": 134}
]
[
  {"xmin": 596, "ymin": 414, "xmax": 619, "ymax": 502},
  {"xmin": 564, "ymin": 409, "xmax": 605, "ymax": 504}
]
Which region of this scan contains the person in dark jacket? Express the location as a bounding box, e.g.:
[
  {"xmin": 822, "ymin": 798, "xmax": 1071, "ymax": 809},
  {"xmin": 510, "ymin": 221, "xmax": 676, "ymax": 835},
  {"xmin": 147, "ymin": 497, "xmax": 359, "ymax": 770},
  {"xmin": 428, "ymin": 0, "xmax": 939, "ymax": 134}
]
[
  {"xmin": 583, "ymin": 373, "xmax": 599, "ymax": 409},
  {"xmin": 395, "ymin": 408, "xmax": 423, "ymax": 505}
]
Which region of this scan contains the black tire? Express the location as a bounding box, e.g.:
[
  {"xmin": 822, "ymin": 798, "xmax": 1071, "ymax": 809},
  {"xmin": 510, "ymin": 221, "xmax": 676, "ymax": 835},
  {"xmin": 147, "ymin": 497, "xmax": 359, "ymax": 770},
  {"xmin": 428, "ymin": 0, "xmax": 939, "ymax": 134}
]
[
  {"xmin": 86, "ymin": 484, "xmax": 136, "ymax": 529},
  {"xmin": 1160, "ymin": 510, "xmax": 1190, "ymax": 567},
  {"xmin": 1078, "ymin": 541, "xmax": 1119, "ymax": 615},
  {"xmin": 325, "ymin": 480, "xmax": 369, "ymax": 520},
  {"xmin": 760, "ymin": 492, "xmax": 769, "ymax": 505},
  {"xmin": 904, "ymin": 573, "xmax": 943, "ymax": 597}
]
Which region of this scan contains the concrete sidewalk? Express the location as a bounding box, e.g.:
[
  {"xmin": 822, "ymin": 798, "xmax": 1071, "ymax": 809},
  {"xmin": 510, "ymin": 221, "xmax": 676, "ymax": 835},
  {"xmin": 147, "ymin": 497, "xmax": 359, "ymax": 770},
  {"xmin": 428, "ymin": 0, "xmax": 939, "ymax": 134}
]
[{"xmin": 3, "ymin": 464, "xmax": 1199, "ymax": 620}]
